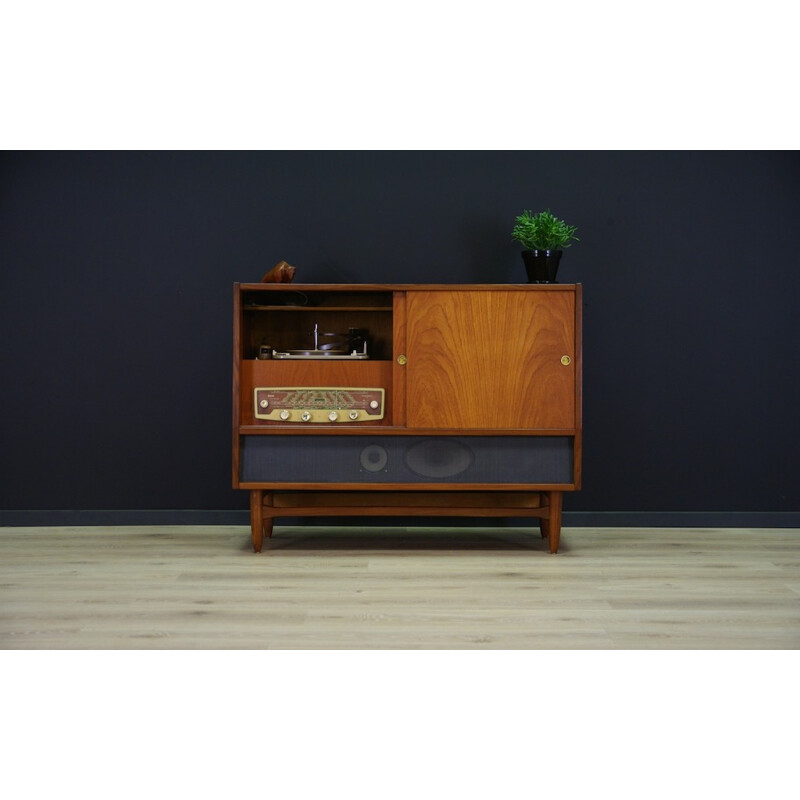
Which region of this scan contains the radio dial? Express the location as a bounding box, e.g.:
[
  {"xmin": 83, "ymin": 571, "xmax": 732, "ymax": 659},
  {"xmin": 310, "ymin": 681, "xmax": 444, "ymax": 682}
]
[{"xmin": 253, "ymin": 387, "xmax": 385, "ymax": 422}]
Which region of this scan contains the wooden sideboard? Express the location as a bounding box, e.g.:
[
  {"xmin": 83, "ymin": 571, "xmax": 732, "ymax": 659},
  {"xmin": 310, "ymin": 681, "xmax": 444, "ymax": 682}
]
[{"xmin": 233, "ymin": 284, "xmax": 582, "ymax": 553}]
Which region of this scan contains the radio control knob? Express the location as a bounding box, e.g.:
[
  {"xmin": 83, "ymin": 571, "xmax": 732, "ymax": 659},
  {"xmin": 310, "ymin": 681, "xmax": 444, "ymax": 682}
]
[
  {"xmin": 301, "ymin": 411, "xmax": 312, "ymax": 422},
  {"xmin": 259, "ymin": 399, "xmax": 269, "ymax": 408},
  {"xmin": 369, "ymin": 400, "xmax": 379, "ymax": 410},
  {"xmin": 328, "ymin": 411, "xmax": 339, "ymax": 421},
  {"xmin": 279, "ymin": 410, "xmax": 290, "ymax": 421},
  {"xmin": 349, "ymin": 410, "xmax": 359, "ymax": 420}
]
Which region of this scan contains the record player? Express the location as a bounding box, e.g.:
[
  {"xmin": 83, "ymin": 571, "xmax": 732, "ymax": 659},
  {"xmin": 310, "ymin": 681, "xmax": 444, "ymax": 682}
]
[{"xmin": 269, "ymin": 324, "xmax": 370, "ymax": 360}]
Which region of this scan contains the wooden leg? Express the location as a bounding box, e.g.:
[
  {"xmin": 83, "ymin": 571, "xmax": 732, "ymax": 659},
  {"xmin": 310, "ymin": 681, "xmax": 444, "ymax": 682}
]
[
  {"xmin": 538, "ymin": 493, "xmax": 548, "ymax": 537},
  {"xmin": 539, "ymin": 516, "xmax": 548, "ymax": 538},
  {"xmin": 263, "ymin": 493, "xmax": 274, "ymax": 540},
  {"xmin": 547, "ymin": 491, "xmax": 563, "ymax": 554},
  {"xmin": 250, "ymin": 490, "xmax": 264, "ymax": 553},
  {"xmin": 539, "ymin": 494, "xmax": 550, "ymax": 539}
]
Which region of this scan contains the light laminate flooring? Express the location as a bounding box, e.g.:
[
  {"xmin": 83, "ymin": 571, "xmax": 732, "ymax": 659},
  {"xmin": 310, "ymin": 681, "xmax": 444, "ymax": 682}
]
[{"xmin": 1, "ymin": 525, "xmax": 798, "ymax": 649}]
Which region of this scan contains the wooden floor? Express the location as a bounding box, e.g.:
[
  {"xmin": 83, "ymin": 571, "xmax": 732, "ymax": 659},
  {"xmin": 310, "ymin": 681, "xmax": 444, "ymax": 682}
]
[{"xmin": 1, "ymin": 525, "xmax": 798, "ymax": 649}]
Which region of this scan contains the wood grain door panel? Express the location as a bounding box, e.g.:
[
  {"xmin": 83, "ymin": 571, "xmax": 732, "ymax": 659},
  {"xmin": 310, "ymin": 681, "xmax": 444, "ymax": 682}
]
[{"xmin": 406, "ymin": 290, "xmax": 575, "ymax": 429}]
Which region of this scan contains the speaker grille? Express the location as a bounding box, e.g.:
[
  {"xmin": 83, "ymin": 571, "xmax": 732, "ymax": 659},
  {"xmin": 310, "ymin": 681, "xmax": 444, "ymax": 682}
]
[
  {"xmin": 359, "ymin": 444, "xmax": 389, "ymax": 472},
  {"xmin": 404, "ymin": 439, "xmax": 474, "ymax": 478},
  {"xmin": 240, "ymin": 435, "xmax": 574, "ymax": 485}
]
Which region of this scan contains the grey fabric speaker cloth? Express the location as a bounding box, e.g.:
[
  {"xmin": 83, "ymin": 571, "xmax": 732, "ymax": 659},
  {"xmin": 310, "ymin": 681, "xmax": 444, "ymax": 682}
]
[{"xmin": 240, "ymin": 435, "xmax": 573, "ymax": 484}]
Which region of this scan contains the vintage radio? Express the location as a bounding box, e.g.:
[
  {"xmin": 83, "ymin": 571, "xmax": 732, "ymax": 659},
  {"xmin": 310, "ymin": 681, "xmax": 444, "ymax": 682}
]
[{"xmin": 233, "ymin": 284, "xmax": 582, "ymax": 553}]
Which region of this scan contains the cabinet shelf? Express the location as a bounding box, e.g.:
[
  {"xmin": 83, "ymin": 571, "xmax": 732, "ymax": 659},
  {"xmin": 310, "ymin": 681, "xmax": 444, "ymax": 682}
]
[
  {"xmin": 238, "ymin": 425, "xmax": 579, "ymax": 436},
  {"xmin": 244, "ymin": 306, "xmax": 392, "ymax": 312},
  {"xmin": 242, "ymin": 358, "xmax": 393, "ymax": 363}
]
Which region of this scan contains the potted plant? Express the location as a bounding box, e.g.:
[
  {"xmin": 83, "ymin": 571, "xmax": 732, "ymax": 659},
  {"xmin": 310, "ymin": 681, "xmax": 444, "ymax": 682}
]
[{"xmin": 511, "ymin": 208, "xmax": 579, "ymax": 283}]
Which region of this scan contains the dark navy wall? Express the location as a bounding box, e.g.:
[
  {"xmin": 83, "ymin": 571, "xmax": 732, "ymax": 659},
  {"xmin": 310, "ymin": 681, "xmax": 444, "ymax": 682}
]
[{"xmin": 2, "ymin": 151, "xmax": 799, "ymax": 524}]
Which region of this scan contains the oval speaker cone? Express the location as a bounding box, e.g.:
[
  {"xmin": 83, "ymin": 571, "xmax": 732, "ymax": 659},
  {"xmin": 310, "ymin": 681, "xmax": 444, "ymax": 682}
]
[
  {"xmin": 405, "ymin": 439, "xmax": 474, "ymax": 478},
  {"xmin": 360, "ymin": 444, "xmax": 388, "ymax": 472}
]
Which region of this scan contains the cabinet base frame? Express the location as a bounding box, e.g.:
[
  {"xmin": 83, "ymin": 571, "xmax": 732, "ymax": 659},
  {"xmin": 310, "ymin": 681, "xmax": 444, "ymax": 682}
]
[{"xmin": 249, "ymin": 489, "xmax": 564, "ymax": 554}]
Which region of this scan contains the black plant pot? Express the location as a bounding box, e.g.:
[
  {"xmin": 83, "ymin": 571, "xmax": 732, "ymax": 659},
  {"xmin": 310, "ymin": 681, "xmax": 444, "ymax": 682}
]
[{"xmin": 521, "ymin": 249, "xmax": 562, "ymax": 283}]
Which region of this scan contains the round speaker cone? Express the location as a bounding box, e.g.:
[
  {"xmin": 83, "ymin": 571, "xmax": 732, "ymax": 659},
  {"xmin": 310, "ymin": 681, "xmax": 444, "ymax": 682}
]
[
  {"xmin": 405, "ymin": 439, "xmax": 474, "ymax": 478},
  {"xmin": 360, "ymin": 444, "xmax": 388, "ymax": 472}
]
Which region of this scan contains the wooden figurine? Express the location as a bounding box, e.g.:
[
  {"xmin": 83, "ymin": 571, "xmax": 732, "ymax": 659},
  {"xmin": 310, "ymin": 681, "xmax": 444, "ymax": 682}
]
[{"xmin": 261, "ymin": 260, "xmax": 297, "ymax": 283}]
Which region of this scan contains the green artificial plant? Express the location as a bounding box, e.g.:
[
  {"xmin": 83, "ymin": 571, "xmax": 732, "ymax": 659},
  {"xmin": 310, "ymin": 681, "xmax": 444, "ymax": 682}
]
[{"xmin": 511, "ymin": 209, "xmax": 579, "ymax": 251}]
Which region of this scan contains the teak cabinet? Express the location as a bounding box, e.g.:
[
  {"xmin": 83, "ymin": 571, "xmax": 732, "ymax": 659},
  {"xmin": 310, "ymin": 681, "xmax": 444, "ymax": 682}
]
[{"xmin": 233, "ymin": 283, "xmax": 582, "ymax": 553}]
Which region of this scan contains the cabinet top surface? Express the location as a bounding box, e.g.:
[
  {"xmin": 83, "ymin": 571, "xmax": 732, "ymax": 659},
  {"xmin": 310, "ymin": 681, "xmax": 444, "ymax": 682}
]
[{"xmin": 236, "ymin": 283, "xmax": 581, "ymax": 291}]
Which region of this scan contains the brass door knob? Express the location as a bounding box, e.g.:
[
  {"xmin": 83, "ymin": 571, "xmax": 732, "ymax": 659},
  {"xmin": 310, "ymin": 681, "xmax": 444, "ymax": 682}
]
[
  {"xmin": 397, "ymin": 354, "xmax": 407, "ymax": 366},
  {"xmin": 561, "ymin": 355, "xmax": 572, "ymax": 366}
]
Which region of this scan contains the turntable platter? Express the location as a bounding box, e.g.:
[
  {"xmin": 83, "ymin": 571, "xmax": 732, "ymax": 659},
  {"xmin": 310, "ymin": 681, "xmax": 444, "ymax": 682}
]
[
  {"xmin": 285, "ymin": 348, "xmax": 348, "ymax": 356},
  {"xmin": 272, "ymin": 349, "xmax": 370, "ymax": 360}
]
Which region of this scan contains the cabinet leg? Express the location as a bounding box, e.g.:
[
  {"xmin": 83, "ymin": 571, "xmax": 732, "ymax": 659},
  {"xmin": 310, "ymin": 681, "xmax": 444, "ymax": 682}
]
[
  {"xmin": 263, "ymin": 493, "xmax": 274, "ymax": 540},
  {"xmin": 250, "ymin": 490, "xmax": 264, "ymax": 553},
  {"xmin": 546, "ymin": 491, "xmax": 563, "ymax": 554},
  {"xmin": 537, "ymin": 492, "xmax": 548, "ymax": 537},
  {"xmin": 539, "ymin": 514, "xmax": 549, "ymax": 539}
]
